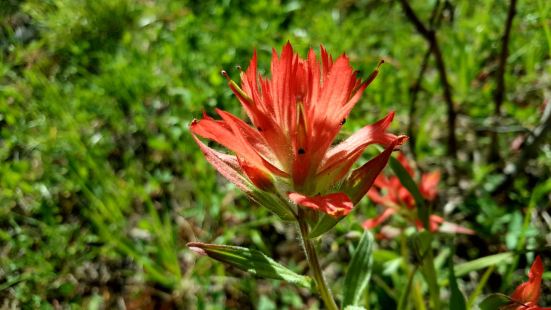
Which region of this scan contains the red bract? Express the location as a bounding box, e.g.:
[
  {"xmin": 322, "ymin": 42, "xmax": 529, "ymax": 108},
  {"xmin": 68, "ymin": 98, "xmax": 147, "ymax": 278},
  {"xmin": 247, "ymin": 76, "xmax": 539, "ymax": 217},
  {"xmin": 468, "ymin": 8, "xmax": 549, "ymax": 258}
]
[
  {"xmin": 191, "ymin": 43, "xmax": 407, "ymax": 218},
  {"xmin": 504, "ymin": 256, "xmax": 550, "ymax": 310},
  {"xmin": 363, "ymin": 153, "xmax": 474, "ymax": 235}
]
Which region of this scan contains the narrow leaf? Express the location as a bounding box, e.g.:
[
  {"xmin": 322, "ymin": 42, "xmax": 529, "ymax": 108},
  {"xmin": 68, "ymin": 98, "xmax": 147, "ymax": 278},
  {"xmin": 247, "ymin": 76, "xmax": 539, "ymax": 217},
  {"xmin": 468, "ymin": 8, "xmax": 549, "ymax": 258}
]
[
  {"xmin": 344, "ymin": 306, "xmax": 368, "ymax": 310},
  {"xmin": 342, "ymin": 231, "xmax": 375, "ymax": 307},
  {"xmin": 478, "ymin": 293, "xmax": 511, "ymax": 310},
  {"xmin": 409, "ymin": 231, "xmax": 440, "ymax": 309},
  {"xmin": 448, "ymin": 249, "xmax": 467, "ymax": 310},
  {"xmin": 454, "ymin": 252, "xmax": 512, "ymax": 277},
  {"xmin": 344, "ymin": 137, "xmax": 407, "ymax": 204},
  {"xmin": 188, "ymin": 242, "xmax": 314, "ymax": 288},
  {"xmin": 389, "ymin": 156, "xmax": 429, "ymax": 229}
]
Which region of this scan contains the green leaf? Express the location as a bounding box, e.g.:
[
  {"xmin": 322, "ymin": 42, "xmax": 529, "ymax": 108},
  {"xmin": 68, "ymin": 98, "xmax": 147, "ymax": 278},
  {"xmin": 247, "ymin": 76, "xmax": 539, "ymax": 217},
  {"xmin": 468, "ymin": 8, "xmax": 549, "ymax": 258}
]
[
  {"xmin": 308, "ymin": 213, "xmax": 342, "ymax": 238},
  {"xmin": 252, "ymin": 190, "xmax": 296, "ymax": 221},
  {"xmin": 344, "ymin": 306, "xmax": 367, "ymax": 310},
  {"xmin": 478, "ymin": 293, "xmax": 511, "ymax": 310},
  {"xmin": 454, "ymin": 252, "xmax": 512, "ymax": 277},
  {"xmin": 342, "ymin": 231, "xmax": 374, "ymax": 307},
  {"xmin": 187, "ymin": 242, "xmax": 314, "ymax": 288},
  {"xmin": 389, "ymin": 156, "xmax": 429, "ymax": 229},
  {"xmin": 448, "ymin": 250, "xmax": 467, "ymax": 310},
  {"xmin": 409, "ymin": 231, "xmax": 440, "ymax": 309}
]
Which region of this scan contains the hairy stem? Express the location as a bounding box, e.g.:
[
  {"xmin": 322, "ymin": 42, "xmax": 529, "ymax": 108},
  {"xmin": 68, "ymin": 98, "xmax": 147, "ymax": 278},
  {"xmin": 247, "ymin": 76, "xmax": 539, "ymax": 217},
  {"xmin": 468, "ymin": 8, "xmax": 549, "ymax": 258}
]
[{"xmin": 297, "ymin": 212, "xmax": 339, "ymax": 310}]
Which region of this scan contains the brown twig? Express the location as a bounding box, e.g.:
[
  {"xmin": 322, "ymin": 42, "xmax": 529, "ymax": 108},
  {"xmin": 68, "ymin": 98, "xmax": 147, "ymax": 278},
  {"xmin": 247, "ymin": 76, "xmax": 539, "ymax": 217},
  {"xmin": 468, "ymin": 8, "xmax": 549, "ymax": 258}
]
[
  {"xmin": 407, "ymin": 49, "xmax": 431, "ymax": 158},
  {"xmin": 489, "ymin": 0, "xmax": 519, "ymax": 162},
  {"xmin": 399, "ymin": 0, "xmax": 458, "ymax": 159},
  {"xmin": 407, "ymin": 0, "xmax": 445, "ymax": 158}
]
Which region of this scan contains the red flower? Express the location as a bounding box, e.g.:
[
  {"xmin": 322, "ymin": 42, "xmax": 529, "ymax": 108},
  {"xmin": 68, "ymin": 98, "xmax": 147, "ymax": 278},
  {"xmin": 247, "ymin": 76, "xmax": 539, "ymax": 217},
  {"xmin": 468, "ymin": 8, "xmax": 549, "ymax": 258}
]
[
  {"xmin": 504, "ymin": 256, "xmax": 550, "ymax": 310},
  {"xmin": 362, "ymin": 153, "xmax": 473, "ymax": 235},
  {"xmin": 191, "ymin": 43, "xmax": 406, "ymax": 218}
]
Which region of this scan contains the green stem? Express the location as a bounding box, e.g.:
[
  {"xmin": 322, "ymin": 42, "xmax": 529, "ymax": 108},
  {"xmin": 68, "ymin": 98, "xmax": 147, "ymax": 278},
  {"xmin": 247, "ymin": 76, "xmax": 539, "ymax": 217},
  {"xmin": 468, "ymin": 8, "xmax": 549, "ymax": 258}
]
[
  {"xmin": 467, "ymin": 265, "xmax": 495, "ymax": 309},
  {"xmin": 297, "ymin": 212, "xmax": 339, "ymax": 310},
  {"xmin": 398, "ymin": 265, "xmax": 418, "ymax": 310}
]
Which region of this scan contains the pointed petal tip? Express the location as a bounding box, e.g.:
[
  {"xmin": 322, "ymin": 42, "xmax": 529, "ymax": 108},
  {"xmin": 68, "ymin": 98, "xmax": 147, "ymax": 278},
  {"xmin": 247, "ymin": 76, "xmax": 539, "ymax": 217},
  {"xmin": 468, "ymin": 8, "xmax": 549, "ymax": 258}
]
[
  {"xmin": 395, "ymin": 135, "xmax": 409, "ymax": 147},
  {"xmin": 283, "ymin": 41, "xmax": 294, "ymax": 53},
  {"xmin": 187, "ymin": 242, "xmax": 207, "ymax": 256},
  {"xmin": 362, "ymin": 219, "xmax": 377, "ymax": 230},
  {"xmin": 221, "ymin": 69, "xmax": 230, "ymax": 81},
  {"xmin": 530, "ymin": 255, "xmax": 544, "ymax": 278},
  {"xmin": 439, "ymin": 221, "xmax": 476, "ymax": 235}
]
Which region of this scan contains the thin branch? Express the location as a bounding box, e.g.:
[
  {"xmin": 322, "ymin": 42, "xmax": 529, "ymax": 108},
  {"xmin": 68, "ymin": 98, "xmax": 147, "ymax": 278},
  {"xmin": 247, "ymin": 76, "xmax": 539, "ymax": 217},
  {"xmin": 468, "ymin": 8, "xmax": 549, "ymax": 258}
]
[
  {"xmin": 399, "ymin": 0, "xmax": 458, "ymax": 159},
  {"xmin": 489, "ymin": 0, "xmax": 519, "ymax": 162},
  {"xmin": 408, "ymin": 0, "xmax": 444, "ymax": 158},
  {"xmin": 399, "ymin": 0, "xmax": 431, "ymax": 39},
  {"xmin": 407, "ymin": 49, "xmax": 431, "ymax": 158},
  {"xmin": 494, "ymin": 0, "xmax": 518, "ymax": 117}
]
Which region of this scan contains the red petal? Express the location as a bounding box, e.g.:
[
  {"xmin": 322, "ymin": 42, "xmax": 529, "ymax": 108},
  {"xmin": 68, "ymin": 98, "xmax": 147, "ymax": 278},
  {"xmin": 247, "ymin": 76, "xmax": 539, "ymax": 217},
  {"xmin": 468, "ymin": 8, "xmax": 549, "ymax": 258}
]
[
  {"xmin": 191, "ymin": 112, "xmax": 268, "ymax": 167},
  {"xmin": 344, "ymin": 135, "xmax": 408, "ymax": 204},
  {"xmin": 306, "ymin": 56, "xmax": 358, "ymax": 159},
  {"xmin": 270, "ymin": 42, "xmax": 297, "ymax": 131},
  {"xmin": 396, "ymin": 152, "xmax": 415, "ymax": 176},
  {"xmin": 192, "ymin": 111, "xmax": 288, "ymax": 176},
  {"xmin": 427, "ymin": 215, "xmax": 444, "ymax": 232},
  {"xmin": 238, "ymin": 158, "xmax": 275, "ymax": 192},
  {"xmin": 304, "ymin": 48, "xmax": 321, "ymax": 123},
  {"xmin": 437, "ymin": 220, "xmax": 475, "ymax": 235},
  {"xmin": 318, "ymin": 112, "xmax": 398, "ymax": 175},
  {"xmin": 362, "ymin": 208, "xmax": 396, "ymax": 229},
  {"xmin": 239, "ymin": 53, "xmax": 291, "ymax": 168},
  {"xmin": 191, "ymin": 133, "xmax": 251, "ymax": 192},
  {"xmin": 419, "ymin": 171, "xmax": 441, "ymax": 201},
  {"xmin": 288, "ymin": 192, "xmax": 353, "ymax": 218},
  {"xmin": 367, "ymin": 184, "xmax": 399, "ymax": 209},
  {"xmin": 316, "ymin": 55, "xmax": 355, "ymax": 125},
  {"xmin": 239, "ymin": 50, "xmax": 263, "ymax": 115},
  {"xmin": 511, "ymin": 256, "xmax": 544, "ymax": 303}
]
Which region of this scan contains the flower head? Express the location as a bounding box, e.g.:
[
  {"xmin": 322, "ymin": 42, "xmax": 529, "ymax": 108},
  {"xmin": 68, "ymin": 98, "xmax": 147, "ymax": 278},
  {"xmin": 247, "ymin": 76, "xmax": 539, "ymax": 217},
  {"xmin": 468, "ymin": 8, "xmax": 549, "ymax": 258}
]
[
  {"xmin": 362, "ymin": 153, "xmax": 473, "ymax": 235},
  {"xmin": 503, "ymin": 256, "xmax": 550, "ymax": 310},
  {"xmin": 191, "ymin": 43, "xmax": 406, "ymax": 219}
]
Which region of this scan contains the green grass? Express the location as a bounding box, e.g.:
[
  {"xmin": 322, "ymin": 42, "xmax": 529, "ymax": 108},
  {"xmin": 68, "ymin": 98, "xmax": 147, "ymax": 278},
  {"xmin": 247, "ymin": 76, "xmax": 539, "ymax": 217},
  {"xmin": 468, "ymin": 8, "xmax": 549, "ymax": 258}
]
[{"xmin": 1, "ymin": 0, "xmax": 550, "ymax": 308}]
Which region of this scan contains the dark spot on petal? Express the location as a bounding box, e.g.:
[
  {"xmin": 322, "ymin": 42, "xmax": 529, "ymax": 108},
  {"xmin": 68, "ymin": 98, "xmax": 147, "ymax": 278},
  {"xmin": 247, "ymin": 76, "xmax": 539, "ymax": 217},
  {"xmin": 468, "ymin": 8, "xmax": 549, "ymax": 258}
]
[
  {"xmin": 298, "ymin": 148, "xmax": 305, "ymax": 155},
  {"xmin": 257, "ymin": 127, "xmax": 262, "ymax": 132},
  {"xmin": 340, "ymin": 118, "xmax": 346, "ymax": 125}
]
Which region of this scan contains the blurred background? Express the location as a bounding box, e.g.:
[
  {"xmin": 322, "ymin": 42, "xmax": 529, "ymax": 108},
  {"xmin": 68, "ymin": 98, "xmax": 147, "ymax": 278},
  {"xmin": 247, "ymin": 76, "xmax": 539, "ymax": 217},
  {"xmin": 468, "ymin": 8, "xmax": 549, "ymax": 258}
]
[{"xmin": 1, "ymin": 0, "xmax": 550, "ymax": 308}]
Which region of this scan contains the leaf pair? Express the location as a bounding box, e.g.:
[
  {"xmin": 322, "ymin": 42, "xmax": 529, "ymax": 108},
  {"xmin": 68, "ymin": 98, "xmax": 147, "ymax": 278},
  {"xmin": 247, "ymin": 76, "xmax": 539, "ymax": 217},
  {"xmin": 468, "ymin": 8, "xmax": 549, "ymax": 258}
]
[{"xmin": 188, "ymin": 230, "xmax": 375, "ymax": 308}]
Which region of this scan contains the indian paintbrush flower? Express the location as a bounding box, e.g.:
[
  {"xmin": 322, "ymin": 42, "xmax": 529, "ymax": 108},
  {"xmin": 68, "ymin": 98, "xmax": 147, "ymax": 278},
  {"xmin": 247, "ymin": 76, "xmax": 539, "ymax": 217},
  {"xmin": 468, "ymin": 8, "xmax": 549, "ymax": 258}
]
[
  {"xmin": 363, "ymin": 152, "xmax": 474, "ymax": 235},
  {"xmin": 191, "ymin": 42, "xmax": 406, "ymax": 220},
  {"xmin": 503, "ymin": 256, "xmax": 550, "ymax": 310}
]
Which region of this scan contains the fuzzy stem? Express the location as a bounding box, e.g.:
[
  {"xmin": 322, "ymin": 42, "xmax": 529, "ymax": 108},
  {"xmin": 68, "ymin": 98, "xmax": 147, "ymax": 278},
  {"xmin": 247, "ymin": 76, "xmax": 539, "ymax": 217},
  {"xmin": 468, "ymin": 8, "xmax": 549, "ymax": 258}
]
[{"xmin": 297, "ymin": 211, "xmax": 339, "ymax": 310}]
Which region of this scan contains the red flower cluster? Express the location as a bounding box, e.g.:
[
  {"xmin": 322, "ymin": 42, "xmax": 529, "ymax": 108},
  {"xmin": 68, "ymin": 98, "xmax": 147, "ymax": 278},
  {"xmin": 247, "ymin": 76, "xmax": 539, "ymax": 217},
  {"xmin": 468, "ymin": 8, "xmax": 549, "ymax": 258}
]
[
  {"xmin": 191, "ymin": 43, "xmax": 406, "ymax": 219},
  {"xmin": 504, "ymin": 256, "xmax": 550, "ymax": 310},
  {"xmin": 363, "ymin": 153, "xmax": 473, "ymax": 236}
]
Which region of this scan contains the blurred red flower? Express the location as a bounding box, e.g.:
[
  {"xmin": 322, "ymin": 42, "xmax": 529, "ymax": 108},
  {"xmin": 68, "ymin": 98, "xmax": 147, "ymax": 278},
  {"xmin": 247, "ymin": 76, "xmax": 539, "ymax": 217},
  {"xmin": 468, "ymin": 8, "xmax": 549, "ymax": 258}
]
[
  {"xmin": 363, "ymin": 153, "xmax": 473, "ymax": 235},
  {"xmin": 504, "ymin": 256, "xmax": 550, "ymax": 310},
  {"xmin": 191, "ymin": 43, "xmax": 406, "ymax": 218}
]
